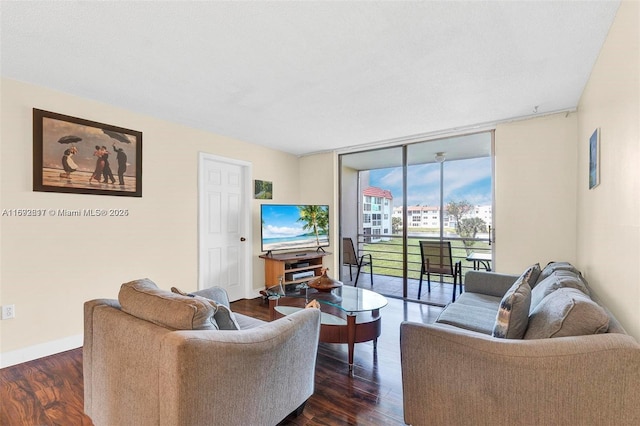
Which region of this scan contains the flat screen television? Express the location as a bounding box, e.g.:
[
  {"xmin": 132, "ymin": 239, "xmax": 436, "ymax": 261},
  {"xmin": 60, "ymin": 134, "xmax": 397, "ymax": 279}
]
[{"xmin": 260, "ymin": 204, "xmax": 329, "ymax": 253}]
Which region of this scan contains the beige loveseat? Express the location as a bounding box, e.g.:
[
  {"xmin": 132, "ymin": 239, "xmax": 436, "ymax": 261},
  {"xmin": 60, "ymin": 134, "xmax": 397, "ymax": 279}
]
[
  {"xmin": 84, "ymin": 279, "xmax": 321, "ymax": 426},
  {"xmin": 401, "ymin": 262, "xmax": 640, "ymax": 425}
]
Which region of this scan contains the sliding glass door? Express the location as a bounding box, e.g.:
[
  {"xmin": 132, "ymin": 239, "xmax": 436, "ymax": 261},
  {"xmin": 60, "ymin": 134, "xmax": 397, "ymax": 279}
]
[{"xmin": 339, "ymin": 131, "xmax": 493, "ymax": 303}]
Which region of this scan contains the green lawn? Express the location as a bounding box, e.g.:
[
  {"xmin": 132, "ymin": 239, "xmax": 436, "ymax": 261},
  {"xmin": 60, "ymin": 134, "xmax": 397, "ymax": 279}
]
[{"xmin": 358, "ymin": 238, "xmax": 490, "ymax": 282}]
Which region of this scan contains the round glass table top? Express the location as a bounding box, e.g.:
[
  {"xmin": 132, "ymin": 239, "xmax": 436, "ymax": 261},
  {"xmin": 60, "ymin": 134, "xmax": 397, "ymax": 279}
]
[{"xmin": 267, "ymin": 282, "xmax": 387, "ymax": 314}]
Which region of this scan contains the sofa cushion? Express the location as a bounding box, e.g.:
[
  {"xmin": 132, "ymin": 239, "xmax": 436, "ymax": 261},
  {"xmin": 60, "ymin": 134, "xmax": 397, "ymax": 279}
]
[
  {"xmin": 170, "ymin": 286, "xmax": 240, "ymax": 330},
  {"xmin": 119, "ymin": 279, "xmax": 218, "ymax": 330},
  {"xmin": 436, "ymin": 303, "xmax": 498, "ymax": 335},
  {"xmin": 530, "ymin": 270, "xmax": 590, "ymax": 312},
  {"xmin": 524, "ymin": 287, "xmax": 609, "ymax": 339},
  {"xmin": 454, "ymin": 292, "xmax": 502, "ymax": 311},
  {"xmin": 491, "ymin": 266, "xmax": 534, "ymax": 339}
]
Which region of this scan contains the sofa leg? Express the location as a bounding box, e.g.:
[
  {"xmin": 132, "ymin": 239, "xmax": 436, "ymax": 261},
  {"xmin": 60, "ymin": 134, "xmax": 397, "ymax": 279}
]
[
  {"xmin": 278, "ymin": 400, "xmax": 307, "ymax": 425},
  {"xmin": 292, "ymin": 401, "xmax": 306, "ymax": 417}
]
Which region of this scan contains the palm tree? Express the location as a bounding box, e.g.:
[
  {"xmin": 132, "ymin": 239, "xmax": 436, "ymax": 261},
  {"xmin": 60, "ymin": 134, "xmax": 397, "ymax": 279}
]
[{"xmin": 297, "ymin": 205, "xmax": 329, "ymax": 246}]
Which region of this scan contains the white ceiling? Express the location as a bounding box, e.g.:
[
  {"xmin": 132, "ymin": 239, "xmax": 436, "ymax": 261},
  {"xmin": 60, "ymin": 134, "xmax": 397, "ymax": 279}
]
[
  {"xmin": 341, "ymin": 131, "xmax": 492, "ymax": 170},
  {"xmin": 1, "ymin": 1, "xmax": 620, "ymax": 157}
]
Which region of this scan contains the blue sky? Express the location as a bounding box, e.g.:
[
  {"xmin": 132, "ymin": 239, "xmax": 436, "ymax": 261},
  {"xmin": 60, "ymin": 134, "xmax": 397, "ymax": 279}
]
[
  {"xmin": 261, "ymin": 205, "xmax": 306, "ymax": 238},
  {"xmin": 369, "ymin": 157, "xmax": 492, "ymax": 207}
]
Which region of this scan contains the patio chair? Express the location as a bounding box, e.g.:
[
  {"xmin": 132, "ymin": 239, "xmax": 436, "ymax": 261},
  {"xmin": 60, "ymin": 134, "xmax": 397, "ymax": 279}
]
[
  {"xmin": 343, "ymin": 237, "xmax": 373, "ymax": 287},
  {"xmin": 418, "ymin": 240, "xmax": 462, "ymax": 302}
]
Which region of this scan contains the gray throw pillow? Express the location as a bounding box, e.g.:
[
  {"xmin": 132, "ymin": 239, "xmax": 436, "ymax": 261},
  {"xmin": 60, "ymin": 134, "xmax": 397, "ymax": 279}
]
[
  {"xmin": 530, "ymin": 270, "xmax": 590, "ymax": 312},
  {"xmin": 524, "ymin": 288, "xmax": 609, "ymax": 339},
  {"xmin": 214, "ymin": 304, "xmax": 241, "ymax": 330},
  {"xmin": 492, "ymin": 268, "xmax": 533, "ymax": 339},
  {"xmin": 171, "ymin": 286, "xmax": 239, "ymax": 330},
  {"xmin": 535, "ymin": 262, "xmax": 583, "ymax": 285}
]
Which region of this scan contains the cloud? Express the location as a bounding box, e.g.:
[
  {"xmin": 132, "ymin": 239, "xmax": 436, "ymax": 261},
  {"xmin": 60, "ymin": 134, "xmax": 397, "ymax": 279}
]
[
  {"xmin": 442, "ymin": 158, "xmax": 492, "ymax": 204},
  {"xmin": 262, "ymin": 224, "xmax": 303, "ymax": 238},
  {"xmin": 376, "ymin": 167, "xmax": 403, "ymax": 189},
  {"xmin": 370, "ymin": 157, "xmax": 492, "ymax": 207}
]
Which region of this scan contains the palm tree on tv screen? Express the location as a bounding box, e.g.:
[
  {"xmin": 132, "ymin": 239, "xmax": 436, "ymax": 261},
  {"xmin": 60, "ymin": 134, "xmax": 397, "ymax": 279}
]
[{"xmin": 297, "ymin": 205, "xmax": 329, "ymax": 246}]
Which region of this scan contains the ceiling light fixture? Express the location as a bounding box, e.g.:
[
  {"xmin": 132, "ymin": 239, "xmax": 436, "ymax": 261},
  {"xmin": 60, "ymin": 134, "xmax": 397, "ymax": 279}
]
[{"xmin": 435, "ymin": 152, "xmax": 446, "ymax": 163}]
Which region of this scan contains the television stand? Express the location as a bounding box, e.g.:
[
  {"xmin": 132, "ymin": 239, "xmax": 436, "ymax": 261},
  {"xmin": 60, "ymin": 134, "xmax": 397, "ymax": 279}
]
[{"xmin": 259, "ymin": 251, "xmax": 331, "ymax": 288}]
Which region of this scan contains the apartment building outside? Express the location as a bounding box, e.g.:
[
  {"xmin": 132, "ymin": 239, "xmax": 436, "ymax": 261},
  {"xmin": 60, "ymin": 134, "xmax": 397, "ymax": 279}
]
[
  {"xmin": 362, "ymin": 187, "xmax": 393, "ymax": 242},
  {"xmin": 473, "ymin": 204, "xmax": 493, "ymax": 226},
  {"xmin": 392, "ymin": 204, "xmax": 492, "ymax": 231}
]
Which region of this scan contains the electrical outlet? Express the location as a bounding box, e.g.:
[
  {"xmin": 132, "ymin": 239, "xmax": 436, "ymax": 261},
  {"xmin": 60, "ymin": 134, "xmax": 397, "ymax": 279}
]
[{"xmin": 2, "ymin": 304, "xmax": 15, "ymax": 320}]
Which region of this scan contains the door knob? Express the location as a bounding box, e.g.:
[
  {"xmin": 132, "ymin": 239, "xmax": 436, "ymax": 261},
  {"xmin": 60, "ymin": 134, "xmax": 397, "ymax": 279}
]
[{"xmin": 240, "ymin": 237, "xmax": 246, "ymax": 242}]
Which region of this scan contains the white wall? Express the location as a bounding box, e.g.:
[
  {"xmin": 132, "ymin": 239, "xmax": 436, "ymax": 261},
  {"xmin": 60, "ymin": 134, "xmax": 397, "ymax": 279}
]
[
  {"xmin": 493, "ymin": 1, "xmax": 640, "ymax": 340},
  {"xmin": 298, "ymin": 152, "xmax": 338, "ymax": 272},
  {"xmin": 494, "ymin": 112, "xmax": 578, "ymax": 273},
  {"xmin": 0, "ymin": 78, "xmax": 302, "ymax": 366},
  {"xmin": 576, "ymin": 0, "xmax": 639, "ymax": 339},
  {"xmin": 339, "ymin": 165, "xmax": 359, "ymax": 279}
]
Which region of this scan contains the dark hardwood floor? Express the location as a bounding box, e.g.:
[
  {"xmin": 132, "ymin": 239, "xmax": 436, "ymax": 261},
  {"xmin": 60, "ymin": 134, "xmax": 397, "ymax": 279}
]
[
  {"xmin": 0, "ymin": 295, "xmax": 443, "ymax": 426},
  {"xmin": 0, "ymin": 347, "xmax": 91, "ymax": 425}
]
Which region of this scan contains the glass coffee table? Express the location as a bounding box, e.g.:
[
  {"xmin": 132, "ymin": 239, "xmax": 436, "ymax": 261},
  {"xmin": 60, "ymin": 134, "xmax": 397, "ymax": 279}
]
[{"xmin": 267, "ymin": 282, "xmax": 388, "ymax": 374}]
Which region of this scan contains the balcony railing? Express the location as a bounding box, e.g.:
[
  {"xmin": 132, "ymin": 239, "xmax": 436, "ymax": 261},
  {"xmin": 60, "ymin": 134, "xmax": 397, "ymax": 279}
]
[{"xmin": 353, "ymin": 233, "xmax": 492, "ymax": 285}]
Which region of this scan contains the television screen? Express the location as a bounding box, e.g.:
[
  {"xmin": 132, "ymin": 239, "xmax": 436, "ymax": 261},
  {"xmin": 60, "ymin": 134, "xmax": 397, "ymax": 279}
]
[{"xmin": 261, "ymin": 204, "xmax": 329, "ymax": 253}]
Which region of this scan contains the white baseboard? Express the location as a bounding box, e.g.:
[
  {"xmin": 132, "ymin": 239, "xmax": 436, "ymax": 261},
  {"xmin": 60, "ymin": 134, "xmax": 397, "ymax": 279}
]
[
  {"xmin": 0, "ymin": 292, "xmax": 265, "ymax": 369},
  {"xmin": 248, "ymin": 288, "xmax": 263, "ymax": 299},
  {"xmin": 0, "ymin": 334, "xmax": 83, "ymax": 369}
]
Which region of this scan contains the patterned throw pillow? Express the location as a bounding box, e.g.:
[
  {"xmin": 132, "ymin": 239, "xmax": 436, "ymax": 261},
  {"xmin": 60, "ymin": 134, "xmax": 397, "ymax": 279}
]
[
  {"xmin": 527, "ymin": 263, "xmax": 542, "ymax": 288},
  {"xmin": 492, "ymin": 265, "xmax": 535, "ymax": 339}
]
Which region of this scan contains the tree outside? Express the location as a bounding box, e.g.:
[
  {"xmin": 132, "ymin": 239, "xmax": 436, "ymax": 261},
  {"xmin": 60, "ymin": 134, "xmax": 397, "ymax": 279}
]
[
  {"xmin": 392, "ymin": 217, "xmax": 402, "ymax": 234},
  {"xmin": 445, "ymin": 200, "xmax": 473, "ymax": 230},
  {"xmin": 446, "ymin": 200, "xmax": 486, "ymax": 254},
  {"xmin": 458, "ymin": 217, "xmax": 487, "ymax": 254}
]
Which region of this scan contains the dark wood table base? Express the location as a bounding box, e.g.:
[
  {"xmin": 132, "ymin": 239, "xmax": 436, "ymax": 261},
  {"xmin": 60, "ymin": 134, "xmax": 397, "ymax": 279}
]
[{"xmin": 270, "ymin": 297, "xmax": 382, "ymax": 374}]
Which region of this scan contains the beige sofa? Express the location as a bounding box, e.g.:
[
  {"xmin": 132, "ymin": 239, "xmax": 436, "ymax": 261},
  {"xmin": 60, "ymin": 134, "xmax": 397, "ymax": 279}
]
[
  {"xmin": 84, "ymin": 279, "xmax": 321, "ymax": 426},
  {"xmin": 400, "ymin": 262, "xmax": 640, "ymax": 425}
]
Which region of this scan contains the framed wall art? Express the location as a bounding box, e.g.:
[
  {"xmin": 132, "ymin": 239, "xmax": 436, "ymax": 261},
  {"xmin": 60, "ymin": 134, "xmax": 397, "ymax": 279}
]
[
  {"xmin": 33, "ymin": 109, "xmax": 142, "ymax": 197},
  {"xmin": 254, "ymin": 180, "xmax": 273, "ymax": 199},
  {"xmin": 589, "ymin": 128, "xmax": 600, "ymax": 189}
]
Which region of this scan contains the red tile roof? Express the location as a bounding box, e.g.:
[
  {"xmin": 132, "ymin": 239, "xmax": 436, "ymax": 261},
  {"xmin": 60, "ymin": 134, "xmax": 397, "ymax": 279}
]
[{"xmin": 363, "ymin": 186, "xmax": 393, "ymax": 199}]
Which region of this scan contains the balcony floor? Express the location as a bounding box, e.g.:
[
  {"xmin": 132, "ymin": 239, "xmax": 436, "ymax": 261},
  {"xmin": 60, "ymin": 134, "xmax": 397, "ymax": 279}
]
[{"xmin": 340, "ymin": 266, "xmax": 457, "ymax": 306}]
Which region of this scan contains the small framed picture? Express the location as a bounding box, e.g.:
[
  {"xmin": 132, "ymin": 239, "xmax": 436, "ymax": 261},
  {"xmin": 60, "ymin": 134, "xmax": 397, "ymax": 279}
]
[
  {"xmin": 33, "ymin": 109, "xmax": 142, "ymax": 197},
  {"xmin": 589, "ymin": 128, "xmax": 600, "ymax": 189},
  {"xmin": 254, "ymin": 180, "xmax": 273, "ymax": 199}
]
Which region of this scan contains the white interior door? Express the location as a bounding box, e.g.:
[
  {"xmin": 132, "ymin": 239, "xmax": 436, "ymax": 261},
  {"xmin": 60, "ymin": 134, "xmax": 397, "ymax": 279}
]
[{"xmin": 198, "ymin": 153, "xmax": 251, "ymax": 301}]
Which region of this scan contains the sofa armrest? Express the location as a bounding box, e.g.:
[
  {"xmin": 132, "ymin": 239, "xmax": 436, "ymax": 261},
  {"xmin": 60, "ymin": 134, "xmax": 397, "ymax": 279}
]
[
  {"xmin": 83, "ymin": 299, "xmax": 121, "ymax": 415},
  {"xmin": 464, "ymin": 270, "xmax": 519, "ymax": 297},
  {"xmin": 159, "ymin": 308, "xmax": 321, "ymax": 426},
  {"xmin": 400, "ymin": 321, "xmax": 640, "ymax": 425}
]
